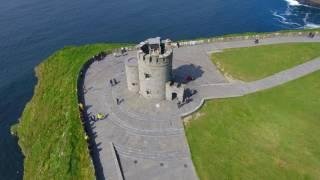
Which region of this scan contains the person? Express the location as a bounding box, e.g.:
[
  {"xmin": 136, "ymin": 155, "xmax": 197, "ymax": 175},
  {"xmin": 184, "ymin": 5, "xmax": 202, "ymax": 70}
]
[
  {"xmin": 96, "ymin": 113, "xmax": 105, "ymax": 120},
  {"xmin": 113, "ymin": 78, "xmax": 117, "ymax": 85},
  {"xmin": 116, "ymin": 98, "xmax": 119, "ymax": 105},
  {"xmin": 109, "ymin": 79, "xmax": 113, "ymax": 86},
  {"xmin": 177, "ymin": 42, "xmax": 180, "ymax": 48},
  {"xmin": 177, "ymin": 101, "xmax": 181, "ymax": 108},
  {"xmin": 192, "ymin": 89, "xmax": 197, "ymax": 96},
  {"xmin": 78, "ymin": 103, "xmax": 84, "ymax": 110},
  {"xmin": 255, "ymin": 38, "xmax": 259, "ymax": 44}
]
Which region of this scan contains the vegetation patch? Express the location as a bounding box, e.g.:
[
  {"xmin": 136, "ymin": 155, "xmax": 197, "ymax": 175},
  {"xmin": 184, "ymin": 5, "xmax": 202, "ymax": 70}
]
[
  {"xmin": 17, "ymin": 44, "xmax": 123, "ymax": 180},
  {"xmin": 211, "ymin": 43, "xmax": 320, "ymax": 81}
]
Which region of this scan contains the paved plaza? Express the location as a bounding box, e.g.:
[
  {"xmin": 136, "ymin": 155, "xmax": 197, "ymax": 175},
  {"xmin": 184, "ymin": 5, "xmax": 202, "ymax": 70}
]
[{"xmin": 83, "ymin": 36, "xmax": 320, "ymax": 180}]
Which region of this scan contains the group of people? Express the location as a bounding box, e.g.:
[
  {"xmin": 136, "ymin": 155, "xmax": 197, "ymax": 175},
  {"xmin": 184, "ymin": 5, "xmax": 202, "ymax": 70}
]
[
  {"xmin": 177, "ymin": 96, "xmax": 193, "ymax": 108},
  {"xmin": 92, "ymin": 51, "xmax": 107, "ymax": 62},
  {"xmin": 108, "ymin": 78, "xmax": 124, "ymax": 105},
  {"xmin": 116, "ymin": 98, "xmax": 123, "ymax": 105},
  {"xmin": 109, "ymin": 78, "xmax": 118, "ymax": 87},
  {"xmin": 113, "ymin": 47, "xmax": 128, "ymax": 57},
  {"xmin": 308, "ymin": 32, "xmax": 316, "ymax": 38}
]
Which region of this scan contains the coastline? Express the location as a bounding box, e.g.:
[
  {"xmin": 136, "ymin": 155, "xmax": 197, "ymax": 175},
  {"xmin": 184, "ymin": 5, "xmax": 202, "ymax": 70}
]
[
  {"xmin": 297, "ymin": 0, "xmax": 320, "ymax": 7},
  {"xmin": 15, "ymin": 29, "xmax": 319, "ymax": 179}
]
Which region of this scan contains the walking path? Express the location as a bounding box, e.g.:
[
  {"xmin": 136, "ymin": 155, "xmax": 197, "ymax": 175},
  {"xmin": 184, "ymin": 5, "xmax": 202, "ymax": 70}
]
[{"xmin": 83, "ymin": 35, "xmax": 320, "ymax": 180}]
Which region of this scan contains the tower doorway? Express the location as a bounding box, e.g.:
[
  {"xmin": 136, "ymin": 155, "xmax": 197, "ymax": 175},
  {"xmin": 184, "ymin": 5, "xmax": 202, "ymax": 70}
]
[{"xmin": 171, "ymin": 93, "xmax": 177, "ymax": 100}]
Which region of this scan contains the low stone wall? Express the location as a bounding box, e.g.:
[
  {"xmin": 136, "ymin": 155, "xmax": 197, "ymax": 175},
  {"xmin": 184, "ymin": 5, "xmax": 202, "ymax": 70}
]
[
  {"xmin": 176, "ymin": 31, "xmax": 319, "ymax": 47},
  {"xmin": 77, "ymin": 51, "xmax": 109, "ymax": 179},
  {"xmin": 111, "ymin": 31, "xmax": 319, "ymax": 53}
]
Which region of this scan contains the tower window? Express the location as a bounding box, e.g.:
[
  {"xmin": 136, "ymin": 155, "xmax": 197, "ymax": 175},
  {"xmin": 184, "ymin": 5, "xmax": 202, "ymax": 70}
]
[{"xmin": 144, "ymin": 73, "xmax": 151, "ymax": 79}]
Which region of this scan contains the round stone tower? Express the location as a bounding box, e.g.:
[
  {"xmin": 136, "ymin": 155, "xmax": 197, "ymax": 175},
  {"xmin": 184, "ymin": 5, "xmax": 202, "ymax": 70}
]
[
  {"xmin": 125, "ymin": 57, "xmax": 139, "ymax": 93},
  {"xmin": 137, "ymin": 37, "xmax": 173, "ymax": 100}
]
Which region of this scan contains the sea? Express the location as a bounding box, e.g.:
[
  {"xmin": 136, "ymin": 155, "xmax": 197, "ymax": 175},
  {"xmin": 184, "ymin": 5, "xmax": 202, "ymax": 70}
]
[{"xmin": 0, "ymin": 0, "xmax": 319, "ymax": 179}]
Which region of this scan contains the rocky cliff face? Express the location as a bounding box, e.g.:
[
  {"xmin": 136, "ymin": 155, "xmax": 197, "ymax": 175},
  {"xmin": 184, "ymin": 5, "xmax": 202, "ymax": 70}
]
[{"xmin": 298, "ymin": 0, "xmax": 320, "ymax": 7}]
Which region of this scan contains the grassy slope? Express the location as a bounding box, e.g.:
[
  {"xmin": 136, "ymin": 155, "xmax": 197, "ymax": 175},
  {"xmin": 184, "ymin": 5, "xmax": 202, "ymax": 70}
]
[
  {"xmin": 211, "ymin": 43, "xmax": 320, "ymax": 81},
  {"xmin": 186, "ymin": 71, "xmax": 320, "ymax": 179},
  {"xmin": 17, "ymin": 44, "xmax": 122, "ymax": 180}
]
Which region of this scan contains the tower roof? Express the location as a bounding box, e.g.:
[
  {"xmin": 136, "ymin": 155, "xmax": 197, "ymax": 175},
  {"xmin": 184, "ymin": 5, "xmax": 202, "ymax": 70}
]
[{"xmin": 146, "ymin": 37, "xmax": 161, "ymax": 45}]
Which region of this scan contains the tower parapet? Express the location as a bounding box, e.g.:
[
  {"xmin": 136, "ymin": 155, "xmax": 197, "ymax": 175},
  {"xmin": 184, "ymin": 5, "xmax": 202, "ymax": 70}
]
[
  {"xmin": 125, "ymin": 37, "xmax": 184, "ymax": 101},
  {"xmin": 137, "ymin": 37, "xmax": 173, "ymax": 100}
]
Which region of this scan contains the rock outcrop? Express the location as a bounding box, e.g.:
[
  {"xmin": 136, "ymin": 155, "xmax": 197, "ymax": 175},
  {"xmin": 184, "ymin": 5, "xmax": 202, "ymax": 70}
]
[{"xmin": 298, "ymin": 0, "xmax": 320, "ymax": 7}]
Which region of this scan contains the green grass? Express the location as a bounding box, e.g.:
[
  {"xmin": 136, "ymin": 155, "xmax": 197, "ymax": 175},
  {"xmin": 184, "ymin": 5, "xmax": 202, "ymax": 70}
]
[
  {"xmin": 186, "ymin": 71, "xmax": 320, "ymax": 179},
  {"xmin": 187, "ymin": 42, "xmax": 320, "ymax": 179},
  {"xmin": 17, "ymin": 43, "xmax": 123, "ymax": 180},
  {"xmin": 211, "ymin": 43, "xmax": 320, "ymax": 81}
]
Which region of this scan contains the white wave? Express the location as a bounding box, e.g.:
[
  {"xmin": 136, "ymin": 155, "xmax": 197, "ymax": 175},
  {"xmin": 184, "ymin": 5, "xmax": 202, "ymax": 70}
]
[
  {"xmin": 272, "ymin": 11, "xmax": 302, "ymax": 27},
  {"xmin": 285, "ymin": 0, "xmax": 302, "ymax": 6},
  {"xmin": 302, "ymin": 13, "xmax": 320, "ymax": 28},
  {"xmin": 272, "ymin": 12, "xmax": 287, "ymax": 21},
  {"xmin": 303, "ymin": 13, "xmax": 310, "ymax": 24},
  {"xmin": 304, "ymin": 23, "xmax": 320, "ymax": 28}
]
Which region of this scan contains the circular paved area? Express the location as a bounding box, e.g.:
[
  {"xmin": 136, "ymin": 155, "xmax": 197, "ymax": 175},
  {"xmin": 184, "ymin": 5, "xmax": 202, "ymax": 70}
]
[{"xmin": 83, "ymin": 35, "xmax": 320, "ymax": 180}]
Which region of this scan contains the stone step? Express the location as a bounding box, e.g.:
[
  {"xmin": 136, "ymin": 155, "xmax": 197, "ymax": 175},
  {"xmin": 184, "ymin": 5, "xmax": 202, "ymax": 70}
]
[
  {"xmin": 108, "ymin": 113, "xmax": 184, "ymax": 136},
  {"xmin": 104, "ymin": 123, "xmax": 189, "ymax": 154},
  {"xmin": 114, "ymin": 143, "xmax": 190, "ymax": 161}
]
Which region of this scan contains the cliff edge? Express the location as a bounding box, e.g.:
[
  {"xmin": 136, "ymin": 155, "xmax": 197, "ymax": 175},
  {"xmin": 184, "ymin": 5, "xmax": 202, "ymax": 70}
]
[{"xmin": 298, "ymin": 0, "xmax": 320, "ymax": 7}]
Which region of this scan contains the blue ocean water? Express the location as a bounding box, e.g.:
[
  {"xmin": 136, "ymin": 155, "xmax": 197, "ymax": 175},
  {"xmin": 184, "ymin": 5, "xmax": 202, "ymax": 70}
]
[{"xmin": 0, "ymin": 0, "xmax": 319, "ymax": 179}]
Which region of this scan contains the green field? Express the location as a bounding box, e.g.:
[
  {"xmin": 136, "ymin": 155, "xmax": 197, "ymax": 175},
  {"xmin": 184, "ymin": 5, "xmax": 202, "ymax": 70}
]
[
  {"xmin": 186, "ymin": 44, "xmax": 320, "ymax": 179},
  {"xmin": 17, "ymin": 44, "xmax": 123, "ymax": 180},
  {"xmin": 211, "ymin": 43, "xmax": 320, "ymax": 81}
]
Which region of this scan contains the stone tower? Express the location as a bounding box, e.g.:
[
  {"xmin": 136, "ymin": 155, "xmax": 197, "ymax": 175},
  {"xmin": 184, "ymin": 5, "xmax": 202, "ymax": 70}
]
[
  {"xmin": 125, "ymin": 37, "xmax": 174, "ymax": 100},
  {"xmin": 125, "ymin": 57, "xmax": 139, "ymax": 93},
  {"xmin": 137, "ymin": 37, "xmax": 173, "ymax": 100}
]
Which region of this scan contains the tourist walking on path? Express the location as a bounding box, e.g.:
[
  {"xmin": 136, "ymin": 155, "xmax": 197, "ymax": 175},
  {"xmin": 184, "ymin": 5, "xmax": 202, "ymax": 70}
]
[
  {"xmin": 255, "ymin": 38, "xmax": 259, "ymax": 44},
  {"xmin": 116, "ymin": 98, "xmax": 119, "ymax": 105}
]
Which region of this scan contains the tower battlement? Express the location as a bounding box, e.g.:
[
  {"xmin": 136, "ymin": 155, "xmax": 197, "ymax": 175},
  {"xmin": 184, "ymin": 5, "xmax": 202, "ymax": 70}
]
[
  {"xmin": 137, "ymin": 49, "xmax": 173, "ymax": 66},
  {"xmin": 125, "ymin": 37, "xmax": 184, "ymax": 101}
]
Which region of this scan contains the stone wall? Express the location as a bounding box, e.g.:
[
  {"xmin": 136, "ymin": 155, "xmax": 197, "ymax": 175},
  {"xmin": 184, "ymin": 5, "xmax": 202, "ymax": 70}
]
[
  {"xmin": 175, "ymin": 31, "xmax": 319, "ymax": 47},
  {"xmin": 137, "ymin": 50, "xmax": 173, "ymax": 100},
  {"xmin": 125, "ymin": 57, "xmax": 139, "ymax": 93}
]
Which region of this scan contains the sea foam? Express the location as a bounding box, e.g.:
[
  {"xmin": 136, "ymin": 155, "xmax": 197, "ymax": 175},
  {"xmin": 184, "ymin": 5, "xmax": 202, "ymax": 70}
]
[{"xmin": 285, "ymin": 0, "xmax": 301, "ymax": 6}]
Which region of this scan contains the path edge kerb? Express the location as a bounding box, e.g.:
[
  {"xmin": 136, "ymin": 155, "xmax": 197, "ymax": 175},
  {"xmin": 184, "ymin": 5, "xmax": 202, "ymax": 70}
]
[
  {"xmin": 76, "ymin": 51, "xmax": 111, "ymax": 180},
  {"xmin": 180, "ymin": 57, "xmax": 320, "ymax": 119}
]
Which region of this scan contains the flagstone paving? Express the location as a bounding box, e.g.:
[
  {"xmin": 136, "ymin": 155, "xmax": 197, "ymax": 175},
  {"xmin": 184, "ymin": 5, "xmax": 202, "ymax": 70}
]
[{"xmin": 83, "ymin": 35, "xmax": 320, "ymax": 180}]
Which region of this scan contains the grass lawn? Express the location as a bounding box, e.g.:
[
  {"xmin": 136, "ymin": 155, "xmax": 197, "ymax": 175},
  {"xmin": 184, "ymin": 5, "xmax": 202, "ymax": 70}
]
[
  {"xmin": 17, "ymin": 43, "xmax": 123, "ymax": 180},
  {"xmin": 211, "ymin": 43, "xmax": 320, "ymax": 81},
  {"xmin": 186, "ymin": 67, "xmax": 320, "ymax": 179},
  {"xmin": 186, "ymin": 71, "xmax": 320, "ymax": 179}
]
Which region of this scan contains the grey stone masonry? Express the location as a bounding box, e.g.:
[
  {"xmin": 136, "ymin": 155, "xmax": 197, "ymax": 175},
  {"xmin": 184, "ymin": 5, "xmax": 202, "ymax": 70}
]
[{"xmin": 136, "ymin": 37, "xmax": 174, "ymax": 100}]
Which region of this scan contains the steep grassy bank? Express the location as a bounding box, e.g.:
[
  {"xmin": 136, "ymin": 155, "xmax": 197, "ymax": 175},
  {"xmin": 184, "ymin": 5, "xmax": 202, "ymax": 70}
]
[{"xmin": 17, "ymin": 44, "xmax": 122, "ymax": 180}]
